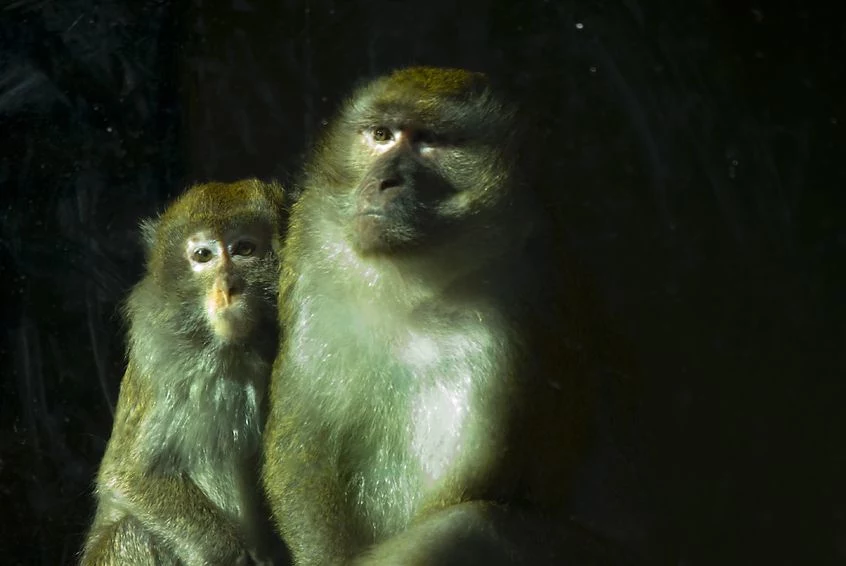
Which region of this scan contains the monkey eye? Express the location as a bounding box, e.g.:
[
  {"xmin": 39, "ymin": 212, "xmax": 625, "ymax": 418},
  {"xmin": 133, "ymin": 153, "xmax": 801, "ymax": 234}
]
[
  {"xmin": 371, "ymin": 126, "xmax": 394, "ymax": 143},
  {"xmin": 232, "ymin": 240, "xmax": 256, "ymax": 257},
  {"xmin": 192, "ymin": 247, "xmax": 214, "ymax": 263}
]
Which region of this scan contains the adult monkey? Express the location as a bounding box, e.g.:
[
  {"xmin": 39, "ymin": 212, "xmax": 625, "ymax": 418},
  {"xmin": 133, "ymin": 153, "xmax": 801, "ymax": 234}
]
[
  {"xmin": 264, "ymin": 67, "xmax": 618, "ymax": 565},
  {"xmin": 81, "ymin": 180, "xmax": 286, "ymax": 566}
]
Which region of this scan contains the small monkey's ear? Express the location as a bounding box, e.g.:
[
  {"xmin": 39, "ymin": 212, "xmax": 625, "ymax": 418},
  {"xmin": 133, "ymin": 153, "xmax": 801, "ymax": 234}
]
[{"xmin": 139, "ymin": 217, "xmax": 160, "ymax": 253}]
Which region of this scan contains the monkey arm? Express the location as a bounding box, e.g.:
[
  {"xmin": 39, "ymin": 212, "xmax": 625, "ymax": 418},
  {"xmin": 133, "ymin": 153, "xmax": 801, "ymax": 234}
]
[
  {"xmin": 351, "ymin": 501, "xmax": 628, "ymax": 566},
  {"xmin": 89, "ymin": 367, "xmax": 251, "ymax": 566},
  {"xmin": 99, "ymin": 468, "xmax": 249, "ymax": 565},
  {"xmin": 263, "ymin": 409, "xmax": 358, "ymax": 565}
]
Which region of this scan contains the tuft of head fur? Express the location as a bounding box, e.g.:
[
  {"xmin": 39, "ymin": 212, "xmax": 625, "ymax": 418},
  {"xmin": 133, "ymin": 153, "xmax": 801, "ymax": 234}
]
[
  {"xmin": 144, "ymin": 179, "xmax": 286, "ymax": 284},
  {"xmin": 340, "ymin": 67, "xmax": 513, "ymax": 143},
  {"xmin": 379, "ymin": 67, "xmax": 488, "ymax": 100}
]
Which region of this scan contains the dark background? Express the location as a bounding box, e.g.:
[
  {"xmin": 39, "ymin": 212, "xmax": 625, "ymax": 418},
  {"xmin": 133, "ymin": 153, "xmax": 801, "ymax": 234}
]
[{"xmin": 1, "ymin": 0, "xmax": 844, "ymax": 564}]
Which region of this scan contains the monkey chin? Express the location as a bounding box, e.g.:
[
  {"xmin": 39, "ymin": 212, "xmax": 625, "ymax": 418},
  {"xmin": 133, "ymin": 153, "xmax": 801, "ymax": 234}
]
[{"xmin": 351, "ymin": 212, "xmax": 415, "ymax": 256}]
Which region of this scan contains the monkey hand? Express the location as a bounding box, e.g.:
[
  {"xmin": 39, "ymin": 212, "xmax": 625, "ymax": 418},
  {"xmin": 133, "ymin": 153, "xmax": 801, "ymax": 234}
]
[
  {"xmin": 244, "ymin": 549, "xmax": 275, "ymax": 566},
  {"xmin": 233, "ymin": 548, "xmax": 268, "ymax": 566},
  {"xmin": 350, "ymin": 502, "xmax": 516, "ymax": 566}
]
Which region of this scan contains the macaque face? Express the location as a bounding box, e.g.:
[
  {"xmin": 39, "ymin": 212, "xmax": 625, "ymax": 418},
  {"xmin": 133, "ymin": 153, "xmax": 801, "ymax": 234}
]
[
  {"xmin": 142, "ymin": 182, "xmax": 282, "ymax": 348},
  {"xmin": 345, "ymin": 123, "xmax": 453, "ymax": 255},
  {"xmin": 322, "ymin": 84, "xmax": 515, "ymax": 258},
  {"xmin": 185, "ymin": 227, "xmax": 269, "ymax": 342},
  {"xmin": 182, "ymin": 225, "xmax": 274, "ymax": 342}
]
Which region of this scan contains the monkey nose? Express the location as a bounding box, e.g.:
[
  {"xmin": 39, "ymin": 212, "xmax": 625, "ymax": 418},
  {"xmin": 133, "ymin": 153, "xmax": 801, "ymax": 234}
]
[
  {"xmin": 227, "ymin": 282, "xmax": 243, "ymax": 301},
  {"xmin": 224, "ymin": 279, "xmax": 243, "ymax": 303},
  {"xmin": 213, "ymin": 276, "xmax": 242, "ymax": 309},
  {"xmin": 212, "ymin": 286, "xmax": 231, "ymax": 309}
]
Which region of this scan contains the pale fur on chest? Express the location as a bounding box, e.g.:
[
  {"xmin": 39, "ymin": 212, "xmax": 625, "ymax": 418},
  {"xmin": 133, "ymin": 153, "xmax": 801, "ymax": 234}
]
[
  {"xmin": 132, "ymin": 331, "xmax": 268, "ymax": 523},
  {"xmin": 286, "ymin": 259, "xmax": 514, "ymax": 536}
]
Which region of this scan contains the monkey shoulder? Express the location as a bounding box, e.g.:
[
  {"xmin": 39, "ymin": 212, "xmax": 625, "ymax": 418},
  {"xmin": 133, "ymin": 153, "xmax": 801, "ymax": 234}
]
[{"xmin": 97, "ymin": 362, "xmax": 155, "ymax": 465}]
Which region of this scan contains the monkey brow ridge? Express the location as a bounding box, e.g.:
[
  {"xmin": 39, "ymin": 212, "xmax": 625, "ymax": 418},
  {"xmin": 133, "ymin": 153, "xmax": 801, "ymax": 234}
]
[{"xmin": 388, "ymin": 66, "xmax": 487, "ymax": 96}]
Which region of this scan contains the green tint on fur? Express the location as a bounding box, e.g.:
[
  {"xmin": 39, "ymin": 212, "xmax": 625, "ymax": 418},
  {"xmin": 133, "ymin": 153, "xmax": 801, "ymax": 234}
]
[
  {"xmin": 158, "ymin": 179, "xmax": 283, "ymax": 231},
  {"xmin": 348, "ymin": 66, "xmax": 499, "ymax": 130},
  {"xmin": 144, "ymin": 179, "xmax": 285, "ymax": 284},
  {"xmin": 386, "ymin": 67, "xmax": 487, "ymax": 97}
]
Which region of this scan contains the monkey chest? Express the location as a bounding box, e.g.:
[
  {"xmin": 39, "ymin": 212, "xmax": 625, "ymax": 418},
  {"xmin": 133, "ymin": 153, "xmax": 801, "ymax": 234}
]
[{"xmin": 348, "ymin": 327, "xmax": 510, "ymax": 533}]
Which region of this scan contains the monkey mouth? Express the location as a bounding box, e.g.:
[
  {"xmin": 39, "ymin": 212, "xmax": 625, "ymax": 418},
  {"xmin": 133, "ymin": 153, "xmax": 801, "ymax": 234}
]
[
  {"xmin": 205, "ymin": 293, "xmax": 252, "ymax": 339},
  {"xmin": 352, "ymin": 210, "xmax": 402, "ymax": 254},
  {"xmin": 209, "ymin": 307, "xmax": 252, "ymax": 342},
  {"xmin": 356, "ymin": 209, "xmax": 388, "ymax": 218}
]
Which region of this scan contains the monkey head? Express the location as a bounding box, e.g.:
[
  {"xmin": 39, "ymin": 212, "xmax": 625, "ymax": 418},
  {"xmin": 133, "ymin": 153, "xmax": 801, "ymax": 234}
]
[
  {"xmin": 139, "ymin": 180, "xmax": 284, "ymax": 345},
  {"xmin": 300, "ymin": 67, "xmax": 533, "ymax": 269}
]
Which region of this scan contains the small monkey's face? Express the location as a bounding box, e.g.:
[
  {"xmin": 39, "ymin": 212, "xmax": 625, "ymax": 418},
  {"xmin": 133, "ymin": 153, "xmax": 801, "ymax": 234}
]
[
  {"xmin": 185, "ymin": 228, "xmax": 272, "ymax": 342},
  {"xmin": 141, "ymin": 180, "xmax": 284, "ymax": 346}
]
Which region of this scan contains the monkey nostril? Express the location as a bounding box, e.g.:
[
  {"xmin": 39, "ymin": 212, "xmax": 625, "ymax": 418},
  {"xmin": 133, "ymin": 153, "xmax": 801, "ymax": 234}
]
[
  {"xmin": 379, "ymin": 178, "xmax": 402, "ymax": 192},
  {"xmin": 224, "ymin": 278, "xmax": 244, "ymax": 301}
]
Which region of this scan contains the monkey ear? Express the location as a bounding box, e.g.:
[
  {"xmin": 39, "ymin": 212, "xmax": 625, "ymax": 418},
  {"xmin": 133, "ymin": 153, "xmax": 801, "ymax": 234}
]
[{"xmin": 139, "ymin": 217, "xmax": 160, "ymax": 253}]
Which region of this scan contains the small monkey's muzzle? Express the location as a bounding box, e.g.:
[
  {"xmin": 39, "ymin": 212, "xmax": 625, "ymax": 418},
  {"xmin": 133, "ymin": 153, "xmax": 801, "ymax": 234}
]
[
  {"xmin": 205, "ymin": 271, "xmax": 251, "ymax": 341},
  {"xmin": 210, "ymin": 272, "xmax": 244, "ymax": 309}
]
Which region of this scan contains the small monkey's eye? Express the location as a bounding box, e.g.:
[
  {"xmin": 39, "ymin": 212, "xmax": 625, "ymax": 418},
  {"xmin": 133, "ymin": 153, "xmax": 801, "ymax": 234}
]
[
  {"xmin": 192, "ymin": 247, "xmax": 213, "ymax": 263},
  {"xmin": 371, "ymin": 127, "xmax": 393, "ymax": 143},
  {"xmin": 232, "ymin": 240, "xmax": 256, "ymax": 257}
]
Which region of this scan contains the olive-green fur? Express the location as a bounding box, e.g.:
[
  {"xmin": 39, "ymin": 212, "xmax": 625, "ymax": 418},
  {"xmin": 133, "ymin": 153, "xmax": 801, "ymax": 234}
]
[
  {"xmin": 263, "ymin": 67, "xmax": 621, "ymax": 565},
  {"xmin": 81, "ymin": 179, "xmax": 286, "ymax": 566}
]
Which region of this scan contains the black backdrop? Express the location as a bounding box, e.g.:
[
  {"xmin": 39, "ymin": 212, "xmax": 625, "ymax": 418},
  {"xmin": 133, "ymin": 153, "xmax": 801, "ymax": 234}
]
[{"xmin": 1, "ymin": 0, "xmax": 844, "ymax": 564}]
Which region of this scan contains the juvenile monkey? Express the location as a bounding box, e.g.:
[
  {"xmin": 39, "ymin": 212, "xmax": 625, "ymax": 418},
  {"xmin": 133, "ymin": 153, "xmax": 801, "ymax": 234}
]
[
  {"xmin": 263, "ymin": 68, "xmax": 617, "ymax": 565},
  {"xmin": 81, "ymin": 180, "xmax": 286, "ymax": 566}
]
